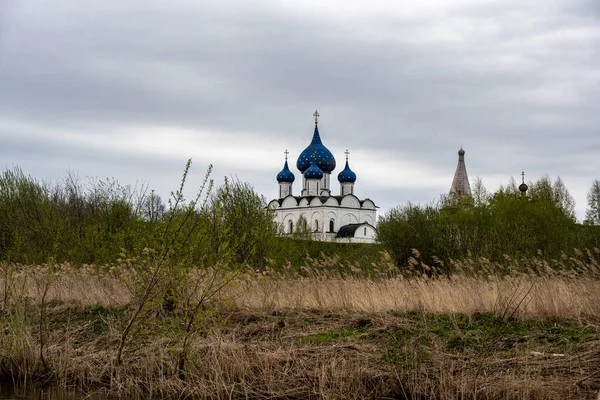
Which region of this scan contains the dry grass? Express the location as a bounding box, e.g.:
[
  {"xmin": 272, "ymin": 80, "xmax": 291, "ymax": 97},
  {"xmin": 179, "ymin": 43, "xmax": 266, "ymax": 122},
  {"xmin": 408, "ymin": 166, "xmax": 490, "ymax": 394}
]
[
  {"xmin": 237, "ymin": 273, "xmax": 600, "ymax": 323},
  {"xmin": 7, "ymin": 252, "xmax": 600, "ymax": 323},
  {"xmin": 1, "ymin": 253, "xmax": 600, "ymax": 399}
]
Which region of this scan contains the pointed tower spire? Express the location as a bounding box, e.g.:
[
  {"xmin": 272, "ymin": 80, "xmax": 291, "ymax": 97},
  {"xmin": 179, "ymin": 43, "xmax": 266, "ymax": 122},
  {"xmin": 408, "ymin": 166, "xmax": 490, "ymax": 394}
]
[{"xmin": 449, "ymin": 147, "xmax": 472, "ymax": 198}]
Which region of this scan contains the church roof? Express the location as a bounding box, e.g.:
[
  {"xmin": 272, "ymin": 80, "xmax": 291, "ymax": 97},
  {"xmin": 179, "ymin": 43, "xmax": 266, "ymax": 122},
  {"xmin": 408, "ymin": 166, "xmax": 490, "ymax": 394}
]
[
  {"xmin": 272, "ymin": 195, "xmax": 377, "ymax": 208},
  {"xmin": 449, "ymin": 147, "xmax": 472, "ymax": 197},
  {"xmin": 276, "ymin": 159, "xmax": 295, "ymax": 183},
  {"xmin": 337, "ymin": 159, "xmax": 356, "ymax": 183},
  {"xmin": 296, "ymin": 124, "xmax": 336, "ymax": 173},
  {"xmin": 336, "ymin": 222, "xmax": 376, "ymax": 238},
  {"xmin": 303, "ymin": 158, "xmax": 324, "ymax": 179}
]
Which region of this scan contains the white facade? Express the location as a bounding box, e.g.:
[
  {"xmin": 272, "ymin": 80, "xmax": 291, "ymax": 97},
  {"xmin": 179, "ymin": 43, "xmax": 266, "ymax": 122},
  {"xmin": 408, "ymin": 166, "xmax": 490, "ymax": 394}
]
[
  {"xmin": 270, "ymin": 111, "xmax": 378, "ymax": 243},
  {"xmin": 268, "ymin": 195, "xmax": 377, "ymax": 242}
]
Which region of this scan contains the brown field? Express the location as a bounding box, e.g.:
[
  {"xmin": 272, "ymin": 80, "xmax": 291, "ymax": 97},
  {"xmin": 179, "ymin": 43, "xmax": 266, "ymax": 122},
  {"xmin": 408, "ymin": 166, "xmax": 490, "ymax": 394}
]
[{"xmin": 1, "ymin": 253, "xmax": 600, "ymax": 399}]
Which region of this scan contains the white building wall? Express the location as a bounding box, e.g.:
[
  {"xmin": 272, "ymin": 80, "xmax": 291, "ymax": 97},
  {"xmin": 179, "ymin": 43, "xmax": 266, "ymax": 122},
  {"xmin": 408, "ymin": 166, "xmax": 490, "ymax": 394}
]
[
  {"xmin": 306, "ymin": 179, "xmax": 319, "ymax": 196},
  {"xmin": 340, "ymin": 182, "xmax": 354, "ymax": 196},
  {"xmin": 268, "ymin": 196, "xmax": 377, "ymax": 243},
  {"xmin": 279, "ymin": 183, "xmax": 292, "ymax": 198}
]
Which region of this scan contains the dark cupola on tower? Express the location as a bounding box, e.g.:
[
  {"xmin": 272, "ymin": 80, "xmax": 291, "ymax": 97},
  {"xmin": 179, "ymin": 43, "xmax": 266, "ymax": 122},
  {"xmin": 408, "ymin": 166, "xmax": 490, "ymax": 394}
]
[{"xmin": 519, "ymin": 170, "xmax": 528, "ymax": 196}]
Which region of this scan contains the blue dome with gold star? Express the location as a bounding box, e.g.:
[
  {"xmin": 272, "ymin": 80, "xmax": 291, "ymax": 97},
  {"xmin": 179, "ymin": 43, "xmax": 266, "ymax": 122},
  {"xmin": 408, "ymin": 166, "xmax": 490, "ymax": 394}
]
[
  {"xmin": 297, "ymin": 124, "xmax": 336, "ymax": 173},
  {"xmin": 276, "ymin": 159, "xmax": 295, "ymax": 183},
  {"xmin": 304, "ymin": 158, "xmax": 324, "ymax": 180},
  {"xmin": 337, "ymin": 160, "xmax": 356, "ymax": 183}
]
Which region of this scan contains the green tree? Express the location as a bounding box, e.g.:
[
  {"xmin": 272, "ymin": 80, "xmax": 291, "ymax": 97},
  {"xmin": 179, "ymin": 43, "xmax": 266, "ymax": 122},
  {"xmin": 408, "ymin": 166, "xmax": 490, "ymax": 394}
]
[
  {"xmin": 552, "ymin": 176, "xmax": 576, "ymax": 221},
  {"xmin": 292, "ymin": 215, "xmax": 312, "ymax": 240},
  {"xmin": 527, "ymin": 175, "xmax": 575, "ymax": 221},
  {"xmin": 586, "ymin": 179, "xmax": 600, "ymax": 225},
  {"xmin": 377, "ymin": 175, "xmax": 579, "ymax": 267},
  {"xmin": 376, "ymin": 202, "xmax": 441, "ymax": 266},
  {"xmin": 471, "ymin": 176, "xmax": 490, "ymax": 208},
  {"xmin": 207, "ymin": 178, "xmax": 276, "ymax": 268}
]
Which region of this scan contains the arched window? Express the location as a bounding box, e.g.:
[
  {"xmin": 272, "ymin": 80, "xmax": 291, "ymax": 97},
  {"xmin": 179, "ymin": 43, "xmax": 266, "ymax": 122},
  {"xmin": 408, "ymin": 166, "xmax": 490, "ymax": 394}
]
[
  {"xmin": 364, "ymin": 227, "xmax": 367, "ymax": 236},
  {"xmin": 315, "ymin": 220, "xmax": 319, "ymax": 232},
  {"xmin": 289, "ymin": 220, "xmax": 293, "ymax": 234},
  {"xmin": 329, "ymin": 219, "xmax": 335, "ymax": 232}
]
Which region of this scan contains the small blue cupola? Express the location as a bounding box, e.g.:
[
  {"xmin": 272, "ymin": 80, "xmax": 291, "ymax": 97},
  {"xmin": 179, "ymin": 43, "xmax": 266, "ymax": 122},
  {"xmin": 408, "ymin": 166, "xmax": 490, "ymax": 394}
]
[
  {"xmin": 276, "ymin": 154, "xmax": 295, "ymax": 183},
  {"xmin": 296, "ymin": 111, "xmax": 336, "ymax": 173},
  {"xmin": 277, "ymin": 150, "xmax": 295, "ymax": 198},
  {"xmin": 337, "ymin": 151, "xmax": 356, "ymax": 183},
  {"xmin": 304, "ymin": 157, "xmax": 324, "ymax": 180}
]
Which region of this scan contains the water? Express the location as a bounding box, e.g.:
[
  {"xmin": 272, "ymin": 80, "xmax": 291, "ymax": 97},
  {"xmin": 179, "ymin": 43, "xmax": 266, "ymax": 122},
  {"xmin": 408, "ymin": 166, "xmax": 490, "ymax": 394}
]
[{"xmin": 0, "ymin": 384, "xmax": 113, "ymax": 400}]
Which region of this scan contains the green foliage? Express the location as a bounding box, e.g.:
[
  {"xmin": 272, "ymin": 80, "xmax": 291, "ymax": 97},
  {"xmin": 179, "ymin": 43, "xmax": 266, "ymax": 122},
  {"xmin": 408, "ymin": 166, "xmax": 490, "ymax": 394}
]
[
  {"xmin": 292, "ymin": 215, "xmax": 312, "ymax": 240},
  {"xmin": 586, "ymin": 179, "xmax": 600, "ymax": 225},
  {"xmin": 528, "ymin": 175, "xmax": 576, "ymax": 220},
  {"xmin": 382, "ymin": 312, "xmax": 598, "ymax": 361},
  {"xmin": 378, "ymin": 176, "xmax": 583, "ymax": 267},
  {"xmin": 207, "ymin": 178, "xmax": 276, "ymax": 268},
  {"xmin": 268, "ymin": 236, "xmax": 384, "ymax": 271},
  {"xmin": 299, "ymin": 328, "xmax": 367, "ymax": 345},
  {"xmin": 376, "ymin": 202, "xmax": 443, "ymax": 266},
  {"xmin": 0, "ymin": 167, "xmax": 143, "ymax": 265},
  {"xmin": 0, "ymin": 166, "xmax": 276, "ymax": 270}
]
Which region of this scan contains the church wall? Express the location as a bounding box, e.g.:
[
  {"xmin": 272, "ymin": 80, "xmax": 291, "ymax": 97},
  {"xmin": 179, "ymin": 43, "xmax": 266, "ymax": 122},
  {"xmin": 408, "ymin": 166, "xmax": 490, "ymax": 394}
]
[
  {"xmin": 326, "ymin": 211, "xmax": 337, "ymax": 232},
  {"xmin": 325, "ymin": 197, "xmax": 339, "ymax": 206},
  {"xmin": 353, "ymin": 224, "xmax": 377, "ymax": 240},
  {"xmin": 281, "ymin": 196, "xmax": 298, "ymax": 208},
  {"xmin": 310, "ymin": 211, "xmax": 323, "ymax": 233},
  {"xmin": 279, "ymin": 183, "xmax": 292, "ymax": 198},
  {"xmin": 298, "ymin": 198, "xmax": 309, "ymax": 207},
  {"xmin": 361, "ymin": 199, "xmax": 376, "ymax": 209},
  {"xmin": 341, "ymin": 213, "xmax": 359, "ymax": 226},
  {"xmin": 340, "ymin": 195, "xmax": 361, "ymax": 208},
  {"xmin": 340, "ymin": 182, "xmax": 354, "ymax": 196},
  {"xmin": 270, "ymin": 202, "xmax": 376, "ymax": 242},
  {"xmin": 309, "ymin": 197, "xmax": 322, "ymax": 207}
]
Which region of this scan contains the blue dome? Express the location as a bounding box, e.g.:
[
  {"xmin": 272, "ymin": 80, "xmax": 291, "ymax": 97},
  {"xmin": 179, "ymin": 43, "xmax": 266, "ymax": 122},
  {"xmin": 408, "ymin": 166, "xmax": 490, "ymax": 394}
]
[
  {"xmin": 296, "ymin": 125, "xmax": 336, "ymax": 173},
  {"xmin": 304, "ymin": 158, "xmax": 324, "ymax": 180},
  {"xmin": 337, "ymin": 160, "xmax": 356, "ymax": 183},
  {"xmin": 276, "ymin": 160, "xmax": 295, "ymax": 183}
]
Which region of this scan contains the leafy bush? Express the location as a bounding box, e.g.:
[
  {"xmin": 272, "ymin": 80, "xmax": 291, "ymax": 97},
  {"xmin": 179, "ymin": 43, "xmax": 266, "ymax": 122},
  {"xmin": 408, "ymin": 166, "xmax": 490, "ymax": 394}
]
[{"xmin": 378, "ymin": 177, "xmax": 584, "ymax": 268}]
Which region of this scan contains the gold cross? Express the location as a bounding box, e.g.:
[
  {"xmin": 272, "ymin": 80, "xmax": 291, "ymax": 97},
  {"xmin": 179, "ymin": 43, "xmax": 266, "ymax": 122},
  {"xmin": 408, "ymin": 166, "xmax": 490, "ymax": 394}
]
[
  {"xmin": 345, "ymin": 149, "xmax": 349, "ymax": 161},
  {"xmin": 313, "ymin": 110, "xmax": 320, "ymax": 125},
  {"xmin": 284, "ymin": 149, "xmax": 289, "ymax": 160}
]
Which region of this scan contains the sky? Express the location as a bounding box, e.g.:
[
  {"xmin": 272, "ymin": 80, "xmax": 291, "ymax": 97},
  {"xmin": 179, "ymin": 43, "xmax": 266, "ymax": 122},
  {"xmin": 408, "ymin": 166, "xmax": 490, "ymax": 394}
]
[{"xmin": 1, "ymin": 0, "xmax": 599, "ymax": 221}]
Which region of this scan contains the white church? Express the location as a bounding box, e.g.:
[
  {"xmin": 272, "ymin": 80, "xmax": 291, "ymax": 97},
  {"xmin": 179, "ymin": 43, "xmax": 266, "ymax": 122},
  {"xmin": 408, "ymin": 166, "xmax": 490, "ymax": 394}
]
[{"xmin": 267, "ymin": 111, "xmax": 378, "ymax": 243}]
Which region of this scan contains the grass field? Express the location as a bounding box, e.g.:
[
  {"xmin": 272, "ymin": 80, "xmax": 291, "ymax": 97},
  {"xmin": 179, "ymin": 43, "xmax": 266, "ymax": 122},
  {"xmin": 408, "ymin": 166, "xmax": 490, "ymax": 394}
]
[{"xmin": 1, "ymin": 252, "xmax": 600, "ymax": 399}]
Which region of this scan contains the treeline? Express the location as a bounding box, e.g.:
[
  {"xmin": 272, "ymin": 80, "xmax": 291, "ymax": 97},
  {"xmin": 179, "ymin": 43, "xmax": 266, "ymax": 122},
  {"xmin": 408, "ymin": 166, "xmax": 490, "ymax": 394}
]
[
  {"xmin": 0, "ymin": 164, "xmax": 383, "ymax": 271},
  {"xmin": 378, "ymin": 176, "xmax": 600, "ymax": 268},
  {"xmin": 0, "ymin": 163, "xmax": 276, "ymax": 268},
  {"xmin": 4, "ymin": 163, "xmax": 600, "ymax": 273}
]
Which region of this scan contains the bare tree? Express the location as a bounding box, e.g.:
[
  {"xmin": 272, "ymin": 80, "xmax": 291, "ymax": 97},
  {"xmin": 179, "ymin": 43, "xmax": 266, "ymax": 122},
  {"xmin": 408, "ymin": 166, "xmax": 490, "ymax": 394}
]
[
  {"xmin": 472, "ymin": 177, "xmax": 490, "ymax": 207},
  {"xmin": 586, "ymin": 179, "xmax": 600, "ymax": 224}
]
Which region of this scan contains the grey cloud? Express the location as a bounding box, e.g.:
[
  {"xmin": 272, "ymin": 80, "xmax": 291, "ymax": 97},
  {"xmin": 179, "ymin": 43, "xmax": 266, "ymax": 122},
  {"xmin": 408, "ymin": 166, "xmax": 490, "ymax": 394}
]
[{"xmin": 1, "ymin": 0, "xmax": 599, "ymax": 219}]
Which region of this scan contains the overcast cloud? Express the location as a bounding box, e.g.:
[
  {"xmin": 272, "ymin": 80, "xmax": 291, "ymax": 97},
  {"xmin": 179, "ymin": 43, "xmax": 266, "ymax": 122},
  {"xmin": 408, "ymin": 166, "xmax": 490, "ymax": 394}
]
[{"xmin": 1, "ymin": 0, "xmax": 599, "ymax": 220}]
